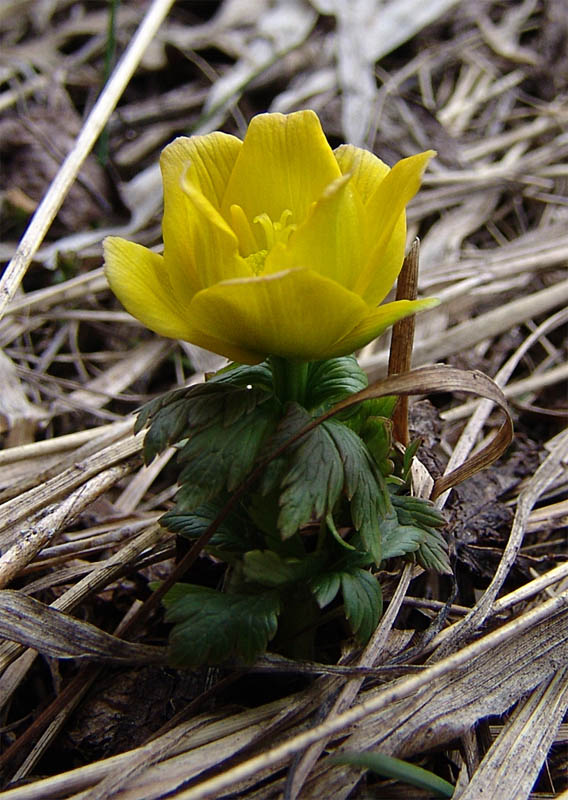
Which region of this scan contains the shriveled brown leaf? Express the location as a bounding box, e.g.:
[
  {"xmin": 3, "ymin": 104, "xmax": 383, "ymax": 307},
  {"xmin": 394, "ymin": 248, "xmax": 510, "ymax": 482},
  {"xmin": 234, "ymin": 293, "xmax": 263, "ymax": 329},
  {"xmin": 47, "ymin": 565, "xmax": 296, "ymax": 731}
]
[
  {"xmin": 321, "ymin": 364, "xmax": 514, "ymax": 500},
  {"xmin": 454, "ymin": 667, "xmax": 568, "ymax": 800},
  {"xmin": 0, "ymin": 590, "xmax": 165, "ymax": 663}
]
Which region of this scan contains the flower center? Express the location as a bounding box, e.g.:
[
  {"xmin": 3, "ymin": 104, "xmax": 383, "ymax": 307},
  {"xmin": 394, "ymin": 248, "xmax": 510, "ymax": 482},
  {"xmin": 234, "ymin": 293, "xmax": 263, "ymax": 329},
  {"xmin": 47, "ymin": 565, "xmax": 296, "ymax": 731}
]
[
  {"xmin": 245, "ymin": 249, "xmax": 268, "ymax": 275},
  {"xmin": 231, "ymin": 205, "xmax": 297, "ymax": 276},
  {"xmin": 253, "ymin": 209, "xmax": 296, "ymax": 250}
]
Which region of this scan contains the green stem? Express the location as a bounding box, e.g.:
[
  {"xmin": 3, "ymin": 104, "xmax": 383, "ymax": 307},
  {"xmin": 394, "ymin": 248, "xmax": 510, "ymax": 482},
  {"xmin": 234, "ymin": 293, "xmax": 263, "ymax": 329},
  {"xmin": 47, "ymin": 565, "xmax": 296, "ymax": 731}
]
[
  {"xmin": 269, "ymin": 356, "xmax": 310, "ymax": 405},
  {"xmin": 274, "ymin": 585, "xmax": 319, "ymax": 660},
  {"xmin": 315, "ymin": 518, "xmax": 327, "ymax": 554}
]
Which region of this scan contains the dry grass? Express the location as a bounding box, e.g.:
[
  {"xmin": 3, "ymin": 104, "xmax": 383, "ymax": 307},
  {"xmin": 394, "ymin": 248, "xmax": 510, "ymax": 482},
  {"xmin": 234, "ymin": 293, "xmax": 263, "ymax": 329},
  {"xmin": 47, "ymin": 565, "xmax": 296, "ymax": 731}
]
[{"xmin": 0, "ymin": 0, "xmax": 567, "ymax": 798}]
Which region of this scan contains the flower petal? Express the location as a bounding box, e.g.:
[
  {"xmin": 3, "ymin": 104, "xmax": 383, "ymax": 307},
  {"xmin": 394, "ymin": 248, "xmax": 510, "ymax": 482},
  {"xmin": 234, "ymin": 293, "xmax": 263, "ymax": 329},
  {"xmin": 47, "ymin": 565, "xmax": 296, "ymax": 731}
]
[
  {"xmin": 334, "ymin": 144, "xmax": 390, "ymax": 203},
  {"xmin": 160, "ymin": 133, "xmax": 243, "ymax": 297},
  {"xmin": 161, "ymin": 132, "xmax": 242, "ymax": 208},
  {"xmin": 175, "ymin": 329, "xmax": 265, "ymax": 365},
  {"xmin": 264, "ymin": 174, "xmax": 366, "ymax": 291},
  {"xmin": 325, "ymin": 297, "xmax": 440, "ymax": 357},
  {"xmin": 104, "ymin": 236, "xmax": 263, "ymax": 363},
  {"xmin": 361, "ymin": 212, "xmax": 407, "ymax": 304},
  {"xmin": 355, "ymin": 150, "xmax": 435, "ymax": 305},
  {"xmin": 221, "ymin": 111, "xmax": 341, "ymax": 238},
  {"xmin": 179, "ymin": 174, "xmax": 251, "ymax": 287},
  {"xmin": 103, "ymin": 237, "xmax": 195, "ymax": 340},
  {"xmin": 187, "ymin": 268, "xmax": 370, "ymax": 363}
]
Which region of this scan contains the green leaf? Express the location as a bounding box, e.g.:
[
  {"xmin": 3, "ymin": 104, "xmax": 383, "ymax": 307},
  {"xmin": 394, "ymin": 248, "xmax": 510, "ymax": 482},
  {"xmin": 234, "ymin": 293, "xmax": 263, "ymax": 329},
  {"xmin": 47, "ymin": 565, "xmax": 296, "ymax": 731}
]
[
  {"xmin": 161, "ymin": 501, "xmax": 262, "ymax": 557},
  {"xmin": 305, "ymin": 356, "xmax": 368, "ymax": 413},
  {"xmin": 326, "ymin": 513, "xmax": 357, "ymax": 551},
  {"xmin": 343, "ymin": 395, "xmax": 397, "ymax": 434},
  {"xmin": 275, "ymin": 406, "xmax": 345, "ymax": 538},
  {"xmin": 309, "ymin": 547, "xmax": 373, "ymax": 609},
  {"xmin": 381, "ymin": 514, "xmax": 424, "ymax": 560},
  {"xmin": 209, "ymin": 361, "xmax": 274, "ymax": 392},
  {"xmin": 174, "ymin": 402, "xmax": 277, "ymax": 511},
  {"xmin": 243, "ymin": 550, "xmax": 323, "ymax": 587},
  {"xmin": 243, "ymin": 550, "xmax": 299, "ymax": 586},
  {"xmin": 331, "ymin": 751, "xmax": 454, "ymax": 797},
  {"xmin": 245, "ymin": 492, "xmax": 302, "ymax": 554},
  {"xmin": 387, "ymin": 492, "xmax": 449, "ymax": 571},
  {"xmin": 361, "ymin": 416, "xmax": 395, "ymax": 477},
  {"xmin": 310, "ymin": 571, "xmax": 342, "ymax": 608},
  {"xmin": 401, "ymin": 436, "xmax": 422, "ymax": 482},
  {"xmin": 416, "ymin": 527, "xmax": 452, "ymax": 574},
  {"xmin": 139, "ymin": 381, "xmax": 274, "ymax": 464},
  {"xmin": 325, "ymin": 420, "xmax": 388, "ymax": 564},
  {"xmin": 163, "ymin": 584, "xmax": 280, "ymax": 666},
  {"xmin": 258, "ymin": 402, "xmax": 310, "ymax": 496},
  {"xmin": 391, "ymin": 494, "xmax": 445, "ymax": 529},
  {"xmin": 341, "ymin": 568, "xmax": 382, "ymax": 643},
  {"xmin": 135, "ymin": 390, "xmax": 193, "ymax": 457},
  {"xmin": 134, "ymin": 385, "xmax": 185, "ymax": 434},
  {"xmin": 333, "ymin": 549, "xmax": 375, "ymax": 570}
]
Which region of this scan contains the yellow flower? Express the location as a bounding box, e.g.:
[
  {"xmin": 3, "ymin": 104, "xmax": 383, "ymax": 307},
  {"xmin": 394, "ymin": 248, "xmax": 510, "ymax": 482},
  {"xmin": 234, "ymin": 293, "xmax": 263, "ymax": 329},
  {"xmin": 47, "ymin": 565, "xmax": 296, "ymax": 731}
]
[{"xmin": 104, "ymin": 110, "xmax": 437, "ymax": 364}]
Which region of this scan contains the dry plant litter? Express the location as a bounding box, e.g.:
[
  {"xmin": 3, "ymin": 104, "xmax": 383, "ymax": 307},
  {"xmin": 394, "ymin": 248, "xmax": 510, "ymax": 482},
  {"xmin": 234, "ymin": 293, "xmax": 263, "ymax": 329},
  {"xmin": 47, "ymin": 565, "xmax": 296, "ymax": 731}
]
[{"xmin": 0, "ymin": 0, "xmax": 567, "ymax": 798}]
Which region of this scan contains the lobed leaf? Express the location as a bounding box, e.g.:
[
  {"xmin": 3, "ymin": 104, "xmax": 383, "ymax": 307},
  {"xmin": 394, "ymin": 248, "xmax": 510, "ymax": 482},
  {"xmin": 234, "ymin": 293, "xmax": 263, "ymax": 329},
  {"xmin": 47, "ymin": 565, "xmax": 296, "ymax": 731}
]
[
  {"xmin": 416, "ymin": 527, "xmax": 452, "ymax": 574},
  {"xmin": 341, "ymin": 569, "xmax": 383, "ymax": 643},
  {"xmin": 258, "ymin": 402, "xmax": 311, "ymax": 496},
  {"xmin": 243, "ymin": 549, "xmax": 324, "ymax": 587},
  {"xmin": 277, "ymin": 421, "xmax": 345, "ymax": 538},
  {"xmin": 310, "ymin": 550, "xmax": 373, "ymax": 609},
  {"xmin": 209, "ymin": 360, "xmax": 274, "ymax": 392},
  {"xmin": 381, "ymin": 514, "xmax": 424, "ymax": 560},
  {"xmin": 163, "ymin": 584, "xmax": 280, "ymax": 666},
  {"xmin": 343, "ymin": 395, "xmax": 398, "ymax": 434},
  {"xmin": 391, "ymin": 493, "xmax": 445, "ymax": 529},
  {"xmin": 326, "ymin": 420, "xmax": 389, "ymax": 564},
  {"xmin": 388, "ymin": 492, "xmax": 449, "ymax": 569},
  {"xmin": 161, "ymin": 501, "xmax": 262, "ymax": 557},
  {"xmin": 138, "ymin": 394, "xmax": 193, "ymax": 461},
  {"xmin": 310, "ymin": 571, "xmax": 342, "ymax": 608},
  {"xmin": 174, "ymin": 402, "xmax": 278, "ymax": 511},
  {"xmin": 360, "ymin": 415, "xmax": 394, "ymax": 474},
  {"xmin": 305, "ymin": 355, "xmax": 368, "ymax": 413},
  {"xmin": 140, "ymin": 381, "xmax": 274, "ymax": 463}
]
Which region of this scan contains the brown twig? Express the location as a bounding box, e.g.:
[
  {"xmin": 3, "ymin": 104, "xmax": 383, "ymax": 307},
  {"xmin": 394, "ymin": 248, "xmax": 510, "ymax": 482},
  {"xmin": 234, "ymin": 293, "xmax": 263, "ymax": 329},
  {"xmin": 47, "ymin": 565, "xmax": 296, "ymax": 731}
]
[{"xmin": 388, "ymin": 238, "xmax": 420, "ymax": 446}]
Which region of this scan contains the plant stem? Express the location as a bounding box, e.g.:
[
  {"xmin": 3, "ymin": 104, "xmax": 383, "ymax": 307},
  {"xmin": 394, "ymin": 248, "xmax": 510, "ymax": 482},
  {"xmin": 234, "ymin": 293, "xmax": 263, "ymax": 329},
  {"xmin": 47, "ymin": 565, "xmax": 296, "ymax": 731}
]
[
  {"xmin": 269, "ymin": 356, "xmax": 310, "ymax": 405},
  {"xmin": 274, "ymin": 586, "xmax": 319, "ymax": 659},
  {"xmin": 315, "ymin": 518, "xmax": 327, "ymax": 554}
]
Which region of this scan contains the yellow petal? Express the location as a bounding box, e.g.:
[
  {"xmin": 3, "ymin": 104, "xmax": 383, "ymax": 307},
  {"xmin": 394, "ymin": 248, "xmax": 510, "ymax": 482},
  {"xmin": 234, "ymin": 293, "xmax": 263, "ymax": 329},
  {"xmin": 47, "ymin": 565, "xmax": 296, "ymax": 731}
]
[
  {"xmin": 334, "ymin": 144, "xmax": 391, "ymax": 203},
  {"xmin": 104, "ymin": 236, "xmax": 264, "ymax": 362},
  {"xmin": 325, "ymin": 297, "xmax": 440, "ymax": 357},
  {"xmin": 175, "ymin": 329, "xmax": 265, "ymax": 365},
  {"xmin": 356, "ymin": 150, "xmax": 435, "ymax": 305},
  {"xmin": 103, "ymin": 237, "xmax": 196, "ymax": 340},
  {"xmin": 221, "ymin": 111, "xmax": 341, "ymax": 237},
  {"xmin": 161, "ymin": 132, "xmax": 242, "ymax": 208},
  {"xmin": 361, "ymin": 212, "xmax": 407, "ymax": 304},
  {"xmin": 178, "ymin": 170, "xmax": 252, "ymax": 287},
  {"xmin": 160, "ymin": 133, "xmax": 243, "ymax": 296},
  {"xmin": 264, "ymin": 174, "xmax": 365, "ymax": 291},
  {"xmin": 187, "ymin": 269, "xmax": 370, "ymax": 363}
]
